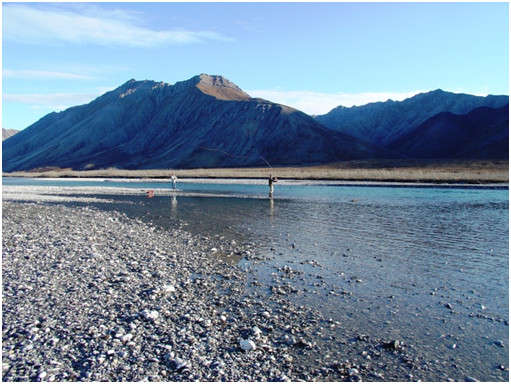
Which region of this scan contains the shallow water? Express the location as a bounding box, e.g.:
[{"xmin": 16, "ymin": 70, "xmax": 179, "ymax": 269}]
[{"xmin": 4, "ymin": 178, "xmax": 509, "ymax": 380}]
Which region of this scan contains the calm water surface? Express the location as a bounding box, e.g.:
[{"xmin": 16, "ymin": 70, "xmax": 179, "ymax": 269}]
[{"xmin": 4, "ymin": 178, "xmax": 509, "ymax": 380}]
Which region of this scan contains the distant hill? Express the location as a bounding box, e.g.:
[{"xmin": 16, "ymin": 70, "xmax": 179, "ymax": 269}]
[
  {"xmin": 2, "ymin": 74, "xmax": 381, "ymax": 172},
  {"xmin": 388, "ymin": 105, "xmax": 509, "ymax": 159},
  {"xmin": 315, "ymin": 89, "xmax": 509, "ymax": 147},
  {"xmin": 2, "ymin": 129, "xmax": 19, "ymax": 141}
]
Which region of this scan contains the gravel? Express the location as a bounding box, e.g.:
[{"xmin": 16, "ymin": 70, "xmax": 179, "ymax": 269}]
[
  {"xmin": 2, "ymin": 200, "xmax": 501, "ymax": 382},
  {"xmin": 3, "ymin": 201, "xmax": 333, "ymax": 381}
]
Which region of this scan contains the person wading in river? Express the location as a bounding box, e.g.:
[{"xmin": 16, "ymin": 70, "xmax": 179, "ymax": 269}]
[{"xmin": 268, "ymin": 174, "xmax": 278, "ymax": 198}]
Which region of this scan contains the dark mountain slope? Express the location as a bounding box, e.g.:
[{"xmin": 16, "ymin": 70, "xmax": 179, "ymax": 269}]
[
  {"xmin": 3, "ymin": 74, "xmax": 380, "ymax": 171},
  {"xmin": 388, "ymin": 105, "xmax": 509, "ymax": 159},
  {"xmin": 315, "ymin": 90, "xmax": 508, "ymax": 146}
]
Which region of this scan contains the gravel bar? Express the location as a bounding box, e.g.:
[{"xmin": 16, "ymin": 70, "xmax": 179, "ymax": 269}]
[{"xmin": 3, "ymin": 200, "xmax": 435, "ymax": 382}]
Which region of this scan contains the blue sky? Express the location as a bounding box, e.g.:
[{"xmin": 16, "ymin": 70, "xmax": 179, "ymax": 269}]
[{"xmin": 2, "ymin": 2, "xmax": 509, "ymax": 130}]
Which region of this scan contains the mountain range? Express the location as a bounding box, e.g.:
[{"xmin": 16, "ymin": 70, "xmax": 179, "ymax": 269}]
[
  {"xmin": 2, "ymin": 74, "xmax": 508, "ymax": 172},
  {"xmin": 388, "ymin": 105, "xmax": 509, "ymax": 159},
  {"xmin": 314, "ymin": 89, "xmax": 508, "ymax": 147}
]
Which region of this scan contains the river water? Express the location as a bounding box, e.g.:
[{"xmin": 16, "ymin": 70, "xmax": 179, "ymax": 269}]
[{"xmin": 3, "ymin": 178, "xmax": 509, "ymax": 381}]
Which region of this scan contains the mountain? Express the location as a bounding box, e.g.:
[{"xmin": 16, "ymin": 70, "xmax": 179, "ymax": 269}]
[
  {"xmin": 3, "ymin": 74, "xmax": 380, "ymax": 171},
  {"xmin": 388, "ymin": 105, "xmax": 509, "ymax": 159},
  {"xmin": 315, "ymin": 89, "xmax": 509, "ymax": 147},
  {"xmin": 2, "ymin": 129, "xmax": 19, "ymax": 141}
]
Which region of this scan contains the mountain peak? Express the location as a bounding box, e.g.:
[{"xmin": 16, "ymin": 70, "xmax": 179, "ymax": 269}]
[
  {"xmin": 114, "ymin": 74, "xmax": 250, "ymax": 101},
  {"xmin": 194, "ymin": 73, "xmax": 251, "ymax": 101}
]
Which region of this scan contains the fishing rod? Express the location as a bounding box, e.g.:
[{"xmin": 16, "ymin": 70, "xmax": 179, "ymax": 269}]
[{"xmin": 198, "ymin": 146, "xmax": 278, "ymax": 198}]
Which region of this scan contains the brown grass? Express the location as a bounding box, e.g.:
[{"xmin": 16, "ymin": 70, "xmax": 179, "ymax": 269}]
[{"xmin": 3, "ymin": 159, "xmax": 508, "ymax": 184}]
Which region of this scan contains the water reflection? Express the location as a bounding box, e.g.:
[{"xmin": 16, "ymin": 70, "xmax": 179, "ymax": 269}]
[{"xmin": 171, "ymin": 194, "xmax": 178, "ymax": 214}]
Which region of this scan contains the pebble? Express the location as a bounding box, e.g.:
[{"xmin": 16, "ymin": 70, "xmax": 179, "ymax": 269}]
[
  {"xmin": 239, "ymin": 338, "xmax": 257, "ymax": 351},
  {"xmin": 348, "ymin": 368, "xmax": 359, "ymax": 375},
  {"xmin": 141, "ymin": 309, "xmax": 159, "ymax": 321},
  {"xmin": 2, "ymin": 200, "xmax": 507, "ymax": 383},
  {"xmin": 121, "ymin": 333, "xmax": 133, "ymax": 343},
  {"xmin": 171, "ymin": 357, "xmax": 188, "ymax": 371},
  {"xmin": 252, "ymin": 326, "xmax": 262, "ymax": 338},
  {"xmin": 162, "ymin": 284, "xmax": 176, "ymax": 294}
]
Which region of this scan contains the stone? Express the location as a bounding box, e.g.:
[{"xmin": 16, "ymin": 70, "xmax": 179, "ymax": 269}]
[
  {"xmin": 141, "ymin": 309, "xmax": 159, "ymax": 321},
  {"xmin": 171, "ymin": 358, "xmax": 188, "ymax": 371},
  {"xmin": 162, "ymin": 284, "xmax": 176, "ymax": 294},
  {"xmin": 121, "ymin": 333, "xmax": 133, "ymax": 343},
  {"xmin": 252, "ymin": 326, "xmax": 262, "ymax": 338},
  {"xmin": 239, "ymin": 338, "xmax": 256, "ymax": 351}
]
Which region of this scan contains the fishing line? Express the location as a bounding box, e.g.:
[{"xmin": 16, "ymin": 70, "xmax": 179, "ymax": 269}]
[{"xmin": 198, "ymin": 146, "xmax": 273, "ymax": 169}]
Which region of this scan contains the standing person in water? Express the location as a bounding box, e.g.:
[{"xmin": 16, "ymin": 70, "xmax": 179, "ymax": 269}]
[
  {"xmin": 171, "ymin": 175, "xmax": 178, "ymax": 190},
  {"xmin": 268, "ymin": 174, "xmax": 278, "ymax": 198}
]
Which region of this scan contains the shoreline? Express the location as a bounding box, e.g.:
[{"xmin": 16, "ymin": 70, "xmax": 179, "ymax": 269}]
[
  {"xmin": 2, "ymin": 177, "xmax": 508, "ymax": 189},
  {"xmin": 3, "ymin": 190, "xmax": 508, "ymax": 381},
  {"xmin": 2, "ymin": 182, "xmax": 508, "ymax": 205},
  {"xmin": 4, "ymin": 174, "xmax": 508, "ymax": 185},
  {"xmin": 3, "ymin": 159, "xmax": 508, "ymax": 184},
  {"xmin": 2, "ymin": 199, "xmax": 432, "ymax": 382}
]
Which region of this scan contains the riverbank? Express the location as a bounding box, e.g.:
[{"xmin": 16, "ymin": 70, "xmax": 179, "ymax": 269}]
[
  {"xmin": 3, "ymin": 159, "xmax": 508, "ymax": 183},
  {"xmin": 3, "ymin": 200, "xmax": 430, "ymax": 382},
  {"xmin": 7, "ymin": 194, "xmax": 487, "ymax": 381}
]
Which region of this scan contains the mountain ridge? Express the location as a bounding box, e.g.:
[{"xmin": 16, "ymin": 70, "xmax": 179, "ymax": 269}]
[
  {"xmin": 3, "ymin": 76, "xmax": 508, "ymax": 172},
  {"xmin": 315, "ymin": 89, "xmax": 508, "ymax": 146},
  {"xmin": 3, "ymin": 74, "xmax": 381, "ymax": 171},
  {"xmin": 388, "ymin": 105, "xmax": 509, "ymax": 159},
  {"xmin": 2, "ymin": 129, "xmax": 19, "ymax": 141}
]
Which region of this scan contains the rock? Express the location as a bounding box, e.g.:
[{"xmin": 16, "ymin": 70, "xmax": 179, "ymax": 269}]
[
  {"xmin": 252, "ymin": 326, "xmax": 262, "ymax": 338},
  {"xmin": 383, "ymin": 340, "xmax": 401, "ymax": 350},
  {"xmin": 295, "ymin": 338, "xmax": 312, "ymax": 349},
  {"xmin": 170, "ymin": 357, "xmax": 188, "ymax": 372},
  {"xmin": 162, "ymin": 284, "xmax": 176, "ymax": 294},
  {"xmin": 239, "ymin": 338, "xmax": 256, "ymax": 351},
  {"xmin": 261, "ymin": 311, "xmax": 271, "ymax": 319},
  {"xmin": 282, "ymin": 334, "xmax": 296, "ymax": 346},
  {"xmin": 201, "ymin": 319, "xmax": 212, "ymax": 328},
  {"xmin": 495, "ymin": 340, "xmax": 505, "ymax": 348},
  {"xmin": 141, "ymin": 309, "xmax": 159, "ymax": 321},
  {"xmin": 445, "ymin": 303, "xmax": 453, "ymax": 310},
  {"xmin": 121, "ymin": 333, "xmax": 133, "ymax": 343},
  {"xmin": 465, "ymin": 376, "xmax": 478, "ymax": 382}
]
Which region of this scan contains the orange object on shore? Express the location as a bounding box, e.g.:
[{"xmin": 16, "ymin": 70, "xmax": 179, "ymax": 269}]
[{"xmin": 146, "ymin": 190, "xmax": 154, "ymax": 198}]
